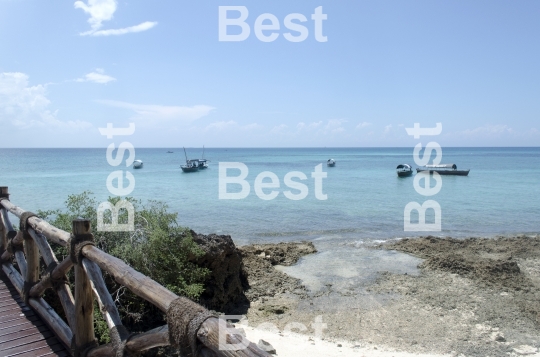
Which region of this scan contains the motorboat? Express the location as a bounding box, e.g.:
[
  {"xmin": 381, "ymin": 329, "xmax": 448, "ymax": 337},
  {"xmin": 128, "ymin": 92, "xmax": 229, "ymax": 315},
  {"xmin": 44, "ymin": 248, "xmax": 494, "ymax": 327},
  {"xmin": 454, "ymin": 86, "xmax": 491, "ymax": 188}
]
[
  {"xmin": 181, "ymin": 148, "xmax": 199, "ymax": 173},
  {"xmin": 197, "ymin": 159, "xmax": 208, "ymax": 169},
  {"xmin": 181, "ymin": 160, "xmax": 200, "ymax": 173},
  {"xmin": 396, "ymin": 164, "xmax": 413, "ymax": 177},
  {"xmin": 327, "ymin": 159, "xmax": 336, "ymax": 167},
  {"xmin": 133, "ymin": 160, "xmax": 143, "ymax": 169},
  {"xmin": 416, "ymin": 164, "xmax": 470, "ymax": 176},
  {"xmin": 198, "ymin": 146, "xmax": 209, "ymax": 169}
]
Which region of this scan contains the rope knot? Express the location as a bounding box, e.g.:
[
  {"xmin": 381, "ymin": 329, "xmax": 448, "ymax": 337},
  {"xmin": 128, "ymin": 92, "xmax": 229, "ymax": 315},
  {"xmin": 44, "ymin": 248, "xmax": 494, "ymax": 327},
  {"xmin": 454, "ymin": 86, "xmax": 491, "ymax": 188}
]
[
  {"xmin": 166, "ymin": 297, "xmax": 216, "ymax": 357},
  {"xmin": 68, "ymin": 233, "xmax": 95, "ymax": 264}
]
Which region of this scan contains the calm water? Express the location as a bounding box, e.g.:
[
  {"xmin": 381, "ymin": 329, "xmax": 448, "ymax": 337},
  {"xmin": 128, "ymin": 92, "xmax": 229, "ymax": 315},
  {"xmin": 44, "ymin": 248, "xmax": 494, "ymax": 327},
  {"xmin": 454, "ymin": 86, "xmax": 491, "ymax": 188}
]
[
  {"xmin": 1, "ymin": 147, "xmax": 539, "ymax": 289},
  {"xmin": 1, "ymin": 147, "xmax": 538, "ymax": 242}
]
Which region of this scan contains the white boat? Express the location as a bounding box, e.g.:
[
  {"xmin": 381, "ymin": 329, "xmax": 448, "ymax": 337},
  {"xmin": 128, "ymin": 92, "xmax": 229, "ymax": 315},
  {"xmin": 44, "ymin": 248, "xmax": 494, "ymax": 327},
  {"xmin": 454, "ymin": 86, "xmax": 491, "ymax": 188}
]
[
  {"xmin": 133, "ymin": 160, "xmax": 143, "ymax": 169},
  {"xmin": 396, "ymin": 164, "xmax": 413, "ymax": 177},
  {"xmin": 417, "ymin": 164, "xmax": 470, "ymax": 176},
  {"xmin": 327, "ymin": 159, "xmax": 336, "ymax": 167}
]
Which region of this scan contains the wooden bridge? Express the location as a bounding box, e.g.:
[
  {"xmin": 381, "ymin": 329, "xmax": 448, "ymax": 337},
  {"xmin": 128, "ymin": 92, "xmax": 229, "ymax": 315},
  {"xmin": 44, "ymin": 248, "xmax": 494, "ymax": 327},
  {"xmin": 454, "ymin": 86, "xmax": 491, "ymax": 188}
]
[{"xmin": 0, "ymin": 187, "xmax": 269, "ymax": 357}]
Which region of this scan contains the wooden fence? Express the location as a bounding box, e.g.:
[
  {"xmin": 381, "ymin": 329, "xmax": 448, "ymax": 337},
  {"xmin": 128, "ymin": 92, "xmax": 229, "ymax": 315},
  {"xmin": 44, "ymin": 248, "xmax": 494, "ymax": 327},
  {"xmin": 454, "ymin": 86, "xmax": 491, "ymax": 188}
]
[{"xmin": 0, "ymin": 187, "xmax": 270, "ymax": 357}]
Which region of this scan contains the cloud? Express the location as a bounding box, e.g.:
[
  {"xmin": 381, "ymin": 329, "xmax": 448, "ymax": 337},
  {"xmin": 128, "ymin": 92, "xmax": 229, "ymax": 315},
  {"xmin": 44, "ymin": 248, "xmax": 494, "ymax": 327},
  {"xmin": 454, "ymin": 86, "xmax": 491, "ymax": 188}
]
[
  {"xmin": 74, "ymin": 0, "xmax": 116, "ymax": 31},
  {"xmin": 205, "ymin": 120, "xmax": 237, "ymax": 131},
  {"xmin": 297, "ymin": 121, "xmax": 322, "ymax": 131},
  {"xmin": 384, "ymin": 124, "xmax": 393, "ymax": 134},
  {"xmin": 355, "ymin": 121, "xmax": 372, "ymax": 130},
  {"xmin": 98, "ymin": 100, "xmax": 214, "ymax": 122},
  {"xmin": 202, "ymin": 121, "xmax": 262, "ymax": 132},
  {"xmin": 86, "ymin": 21, "xmax": 158, "ymax": 36},
  {"xmin": 270, "ymin": 124, "xmax": 288, "ymax": 134},
  {"xmin": 75, "ymin": 0, "xmax": 157, "ymax": 36},
  {"xmin": 461, "ymin": 124, "xmax": 513, "ymax": 136},
  {"xmin": 322, "ymin": 119, "xmax": 347, "ymax": 134},
  {"xmin": 76, "ymin": 68, "xmax": 116, "ymax": 84},
  {"xmin": 0, "ymin": 72, "xmax": 92, "ymax": 130}
]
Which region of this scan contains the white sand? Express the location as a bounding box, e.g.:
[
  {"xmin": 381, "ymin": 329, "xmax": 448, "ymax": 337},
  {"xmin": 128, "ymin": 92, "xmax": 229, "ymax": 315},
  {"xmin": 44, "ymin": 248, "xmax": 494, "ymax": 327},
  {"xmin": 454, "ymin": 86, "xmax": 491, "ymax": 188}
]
[{"xmin": 238, "ymin": 322, "xmax": 451, "ymax": 357}]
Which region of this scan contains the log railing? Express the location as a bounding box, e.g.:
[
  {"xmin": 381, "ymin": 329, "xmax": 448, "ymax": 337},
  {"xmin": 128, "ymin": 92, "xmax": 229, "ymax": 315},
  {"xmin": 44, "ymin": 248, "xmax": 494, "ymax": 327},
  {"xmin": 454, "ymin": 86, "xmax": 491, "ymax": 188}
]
[{"xmin": 0, "ymin": 187, "xmax": 269, "ymax": 357}]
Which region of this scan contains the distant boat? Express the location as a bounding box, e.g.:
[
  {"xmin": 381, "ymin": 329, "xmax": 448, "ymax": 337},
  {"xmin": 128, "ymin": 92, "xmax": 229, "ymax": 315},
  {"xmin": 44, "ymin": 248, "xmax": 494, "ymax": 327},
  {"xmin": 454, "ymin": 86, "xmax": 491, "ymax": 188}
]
[
  {"xmin": 396, "ymin": 164, "xmax": 413, "ymax": 177},
  {"xmin": 181, "ymin": 148, "xmax": 199, "ymax": 173},
  {"xmin": 133, "ymin": 160, "xmax": 143, "ymax": 169},
  {"xmin": 416, "ymin": 164, "xmax": 470, "ymax": 176},
  {"xmin": 327, "ymin": 159, "xmax": 336, "ymax": 167},
  {"xmin": 167, "ymin": 151, "xmax": 174, "ymax": 153},
  {"xmin": 198, "ymin": 146, "xmax": 209, "ymax": 169}
]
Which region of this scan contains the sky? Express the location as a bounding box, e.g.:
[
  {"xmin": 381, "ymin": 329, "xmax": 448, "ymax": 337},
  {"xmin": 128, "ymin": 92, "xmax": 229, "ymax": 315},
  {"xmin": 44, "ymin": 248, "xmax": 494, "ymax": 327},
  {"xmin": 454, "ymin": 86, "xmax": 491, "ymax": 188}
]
[{"xmin": 0, "ymin": 0, "xmax": 539, "ymax": 147}]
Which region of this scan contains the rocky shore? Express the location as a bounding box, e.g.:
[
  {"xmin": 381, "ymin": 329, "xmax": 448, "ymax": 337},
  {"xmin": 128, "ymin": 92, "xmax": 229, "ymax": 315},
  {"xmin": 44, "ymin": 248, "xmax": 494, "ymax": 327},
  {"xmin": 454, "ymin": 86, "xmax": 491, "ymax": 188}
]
[{"xmin": 217, "ymin": 235, "xmax": 540, "ymax": 357}]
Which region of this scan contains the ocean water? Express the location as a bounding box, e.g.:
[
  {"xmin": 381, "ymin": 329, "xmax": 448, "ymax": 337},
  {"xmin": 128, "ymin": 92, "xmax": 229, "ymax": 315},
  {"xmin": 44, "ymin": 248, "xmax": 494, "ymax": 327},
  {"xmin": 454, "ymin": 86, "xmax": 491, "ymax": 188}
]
[{"xmin": 1, "ymin": 147, "xmax": 539, "ymax": 290}]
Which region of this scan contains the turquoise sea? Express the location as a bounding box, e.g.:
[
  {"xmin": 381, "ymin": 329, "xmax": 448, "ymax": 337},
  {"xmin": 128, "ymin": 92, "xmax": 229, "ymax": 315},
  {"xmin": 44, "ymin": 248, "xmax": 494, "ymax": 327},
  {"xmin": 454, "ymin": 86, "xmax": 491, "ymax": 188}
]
[{"xmin": 1, "ymin": 147, "xmax": 539, "ymax": 289}]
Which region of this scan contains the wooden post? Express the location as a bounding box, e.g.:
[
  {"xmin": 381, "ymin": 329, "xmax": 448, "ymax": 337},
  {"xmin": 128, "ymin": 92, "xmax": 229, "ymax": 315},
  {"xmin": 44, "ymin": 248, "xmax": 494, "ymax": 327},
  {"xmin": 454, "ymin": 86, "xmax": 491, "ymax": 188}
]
[
  {"xmin": 0, "ymin": 186, "xmax": 9, "ymax": 201},
  {"xmin": 0, "ymin": 187, "xmax": 9, "ymax": 252},
  {"xmin": 24, "ymin": 224, "xmax": 40, "ymax": 300},
  {"xmin": 73, "ymin": 219, "xmax": 96, "ymax": 353}
]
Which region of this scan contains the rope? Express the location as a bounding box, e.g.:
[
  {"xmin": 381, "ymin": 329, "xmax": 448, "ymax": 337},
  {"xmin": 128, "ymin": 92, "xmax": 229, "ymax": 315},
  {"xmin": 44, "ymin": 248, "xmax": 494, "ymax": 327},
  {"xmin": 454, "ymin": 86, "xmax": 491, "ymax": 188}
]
[
  {"xmin": 68, "ymin": 233, "xmax": 95, "ymax": 264},
  {"xmin": 166, "ymin": 297, "xmax": 216, "ymax": 357},
  {"xmin": 3, "ymin": 231, "xmax": 22, "ymax": 259},
  {"xmin": 19, "ymin": 211, "xmax": 37, "ymax": 233},
  {"xmin": 110, "ymin": 325, "xmax": 140, "ymax": 357}
]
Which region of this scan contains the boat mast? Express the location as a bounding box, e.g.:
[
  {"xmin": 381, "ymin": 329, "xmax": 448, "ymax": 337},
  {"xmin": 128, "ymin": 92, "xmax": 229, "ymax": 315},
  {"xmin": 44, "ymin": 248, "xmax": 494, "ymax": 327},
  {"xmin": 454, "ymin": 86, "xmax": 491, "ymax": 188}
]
[
  {"xmin": 183, "ymin": 147, "xmax": 188, "ymax": 163},
  {"xmin": 202, "ymin": 145, "xmax": 205, "ymax": 160}
]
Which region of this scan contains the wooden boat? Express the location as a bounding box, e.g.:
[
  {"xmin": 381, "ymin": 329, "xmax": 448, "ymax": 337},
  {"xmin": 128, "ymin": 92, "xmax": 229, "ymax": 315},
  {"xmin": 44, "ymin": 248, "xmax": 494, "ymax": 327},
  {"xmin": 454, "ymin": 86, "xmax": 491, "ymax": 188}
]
[
  {"xmin": 416, "ymin": 164, "xmax": 470, "ymax": 176},
  {"xmin": 198, "ymin": 146, "xmax": 209, "ymax": 169},
  {"xmin": 133, "ymin": 160, "xmax": 143, "ymax": 169},
  {"xmin": 396, "ymin": 164, "xmax": 413, "ymax": 177},
  {"xmin": 327, "ymin": 159, "xmax": 336, "ymax": 167},
  {"xmin": 181, "ymin": 148, "xmax": 199, "ymax": 173}
]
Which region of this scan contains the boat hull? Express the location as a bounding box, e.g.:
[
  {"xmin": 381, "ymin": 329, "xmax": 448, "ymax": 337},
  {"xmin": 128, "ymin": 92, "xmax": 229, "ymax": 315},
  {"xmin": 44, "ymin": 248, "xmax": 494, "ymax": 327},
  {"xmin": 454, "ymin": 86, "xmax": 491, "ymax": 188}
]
[
  {"xmin": 416, "ymin": 169, "xmax": 470, "ymax": 176},
  {"xmin": 181, "ymin": 166, "xmax": 199, "ymax": 173},
  {"xmin": 397, "ymin": 170, "xmax": 413, "ymax": 177}
]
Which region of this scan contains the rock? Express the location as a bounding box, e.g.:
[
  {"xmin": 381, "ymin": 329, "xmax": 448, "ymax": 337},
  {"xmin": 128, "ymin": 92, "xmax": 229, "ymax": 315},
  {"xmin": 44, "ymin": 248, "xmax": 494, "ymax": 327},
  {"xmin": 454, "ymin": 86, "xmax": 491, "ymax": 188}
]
[
  {"xmin": 257, "ymin": 339, "xmax": 277, "ymax": 354},
  {"xmin": 337, "ymin": 344, "xmax": 342, "ymax": 347},
  {"xmin": 190, "ymin": 231, "xmax": 249, "ymax": 313},
  {"xmin": 240, "ymin": 241, "xmax": 317, "ymax": 266},
  {"xmin": 513, "ymin": 345, "xmax": 538, "ymax": 355},
  {"xmin": 239, "ymin": 242, "xmax": 316, "ymax": 301},
  {"xmin": 491, "ymin": 332, "xmax": 506, "ymax": 342}
]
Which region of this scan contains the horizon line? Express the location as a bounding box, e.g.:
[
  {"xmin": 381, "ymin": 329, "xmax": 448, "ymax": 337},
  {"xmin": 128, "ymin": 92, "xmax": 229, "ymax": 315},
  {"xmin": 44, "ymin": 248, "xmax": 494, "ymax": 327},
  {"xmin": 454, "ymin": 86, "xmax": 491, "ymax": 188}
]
[{"xmin": 0, "ymin": 146, "xmax": 539, "ymax": 149}]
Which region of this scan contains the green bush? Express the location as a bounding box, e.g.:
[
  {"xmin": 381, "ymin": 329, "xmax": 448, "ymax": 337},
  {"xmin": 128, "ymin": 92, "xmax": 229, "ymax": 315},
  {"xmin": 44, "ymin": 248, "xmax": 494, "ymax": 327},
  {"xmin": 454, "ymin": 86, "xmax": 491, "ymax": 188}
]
[{"xmin": 37, "ymin": 192, "xmax": 209, "ymax": 341}]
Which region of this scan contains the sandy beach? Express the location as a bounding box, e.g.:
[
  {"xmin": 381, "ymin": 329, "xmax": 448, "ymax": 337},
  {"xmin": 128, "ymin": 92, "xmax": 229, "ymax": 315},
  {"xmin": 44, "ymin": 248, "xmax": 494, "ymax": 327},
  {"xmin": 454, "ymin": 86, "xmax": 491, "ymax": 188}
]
[{"xmin": 237, "ymin": 236, "xmax": 540, "ymax": 357}]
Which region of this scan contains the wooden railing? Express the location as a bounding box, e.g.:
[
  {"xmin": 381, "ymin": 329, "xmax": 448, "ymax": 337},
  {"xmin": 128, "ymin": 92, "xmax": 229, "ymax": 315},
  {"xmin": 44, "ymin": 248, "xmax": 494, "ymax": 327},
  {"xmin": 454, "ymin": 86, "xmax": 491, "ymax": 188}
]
[{"xmin": 0, "ymin": 187, "xmax": 269, "ymax": 357}]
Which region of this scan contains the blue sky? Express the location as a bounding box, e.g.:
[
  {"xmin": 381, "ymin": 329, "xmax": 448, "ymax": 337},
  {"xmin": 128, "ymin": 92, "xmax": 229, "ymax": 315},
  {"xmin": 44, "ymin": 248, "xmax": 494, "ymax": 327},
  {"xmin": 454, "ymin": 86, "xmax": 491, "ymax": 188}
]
[{"xmin": 0, "ymin": 0, "xmax": 539, "ymax": 147}]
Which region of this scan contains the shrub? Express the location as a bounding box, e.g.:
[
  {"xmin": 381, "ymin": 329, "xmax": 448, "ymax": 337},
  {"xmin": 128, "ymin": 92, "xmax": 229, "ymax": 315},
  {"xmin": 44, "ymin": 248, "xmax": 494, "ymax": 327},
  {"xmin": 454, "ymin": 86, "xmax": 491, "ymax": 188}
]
[{"xmin": 37, "ymin": 192, "xmax": 209, "ymax": 341}]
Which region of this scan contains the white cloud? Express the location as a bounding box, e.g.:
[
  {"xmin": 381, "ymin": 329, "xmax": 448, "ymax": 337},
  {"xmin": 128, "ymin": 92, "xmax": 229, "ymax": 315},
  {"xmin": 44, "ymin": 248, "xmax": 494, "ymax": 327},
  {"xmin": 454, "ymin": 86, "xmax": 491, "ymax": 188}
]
[
  {"xmin": 77, "ymin": 68, "xmax": 116, "ymax": 84},
  {"xmin": 202, "ymin": 121, "xmax": 262, "ymax": 132},
  {"xmin": 75, "ymin": 0, "xmax": 157, "ymax": 36},
  {"xmin": 270, "ymin": 124, "xmax": 288, "ymax": 134},
  {"xmin": 355, "ymin": 121, "xmax": 372, "ymax": 130},
  {"xmin": 297, "ymin": 121, "xmax": 322, "ymax": 131},
  {"xmin": 322, "ymin": 119, "xmax": 347, "ymax": 134},
  {"xmin": 461, "ymin": 124, "xmax": 513, "ymax": 136},
  {"xmin": 205, "ymin": 120, "xmax": 237, "ymax": 131},
  {"xmin": 87, "ymin": 21, "xmax": 158, "ymax": 36},
  {"xmin": 98, "ymin": 100, "xmax": 214, "ymax": 122},
  {"xmin": 0, "ymin": 72, "xmax": 92, "ymax": 130},
  {"xmin": 384, "ymin": 124, "xmax": 393, "ymax": 134}
]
